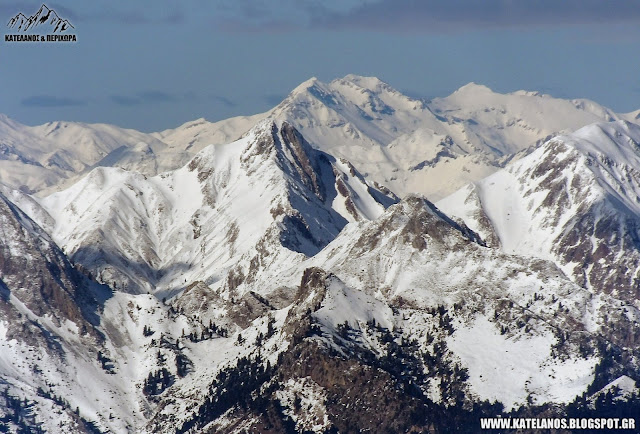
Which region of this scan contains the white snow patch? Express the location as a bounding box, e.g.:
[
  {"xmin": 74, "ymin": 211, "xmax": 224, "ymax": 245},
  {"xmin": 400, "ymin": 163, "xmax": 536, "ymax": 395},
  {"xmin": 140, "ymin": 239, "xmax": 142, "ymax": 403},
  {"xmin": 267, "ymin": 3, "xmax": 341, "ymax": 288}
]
[
  {"xmin": 313, "ymin": 277, "xmax": 394, "ymax": 331},
  {"xmin": 448, "ymin": 316, "xmax": 596, "ymax": 410}
]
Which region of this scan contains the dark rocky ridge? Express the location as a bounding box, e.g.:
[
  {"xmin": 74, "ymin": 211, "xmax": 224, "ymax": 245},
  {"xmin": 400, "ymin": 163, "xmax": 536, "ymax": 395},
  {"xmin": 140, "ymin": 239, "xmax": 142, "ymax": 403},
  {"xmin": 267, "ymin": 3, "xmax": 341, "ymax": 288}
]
[{"xmin": 0, "ymin": 191, "xmax": 107, "ymax": 337}]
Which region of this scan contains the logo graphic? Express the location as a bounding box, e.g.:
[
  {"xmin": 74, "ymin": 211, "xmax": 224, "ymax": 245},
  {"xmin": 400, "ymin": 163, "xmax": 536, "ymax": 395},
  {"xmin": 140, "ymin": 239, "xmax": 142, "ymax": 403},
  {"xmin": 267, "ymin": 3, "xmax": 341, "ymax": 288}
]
[
  {"xmin": 8, "ymin": 4, "xmax": 74, "ymax": 33},
  {"xmin": 5, "ymin": 4, "xmax": 76, "ymax": 42}
]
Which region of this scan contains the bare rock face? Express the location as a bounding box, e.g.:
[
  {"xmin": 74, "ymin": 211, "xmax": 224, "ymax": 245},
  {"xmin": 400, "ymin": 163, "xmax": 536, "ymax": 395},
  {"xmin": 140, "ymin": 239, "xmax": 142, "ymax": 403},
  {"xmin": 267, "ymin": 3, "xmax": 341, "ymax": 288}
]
[
  {"xmin": 279, "ymin": 122, "xmax": 326, "ymax": 201},
  {"xmin": 0, "ymin": 191, "xmax": 104, "ymax": 335}
]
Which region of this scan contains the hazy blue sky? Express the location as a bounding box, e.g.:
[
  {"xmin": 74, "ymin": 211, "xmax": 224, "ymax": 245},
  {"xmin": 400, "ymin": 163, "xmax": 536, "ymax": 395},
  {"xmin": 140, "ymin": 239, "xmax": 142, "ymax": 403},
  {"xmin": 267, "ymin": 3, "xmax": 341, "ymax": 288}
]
[{"xmin": 2, "ymin": 0, "xmax": 640, "ymax": 132}]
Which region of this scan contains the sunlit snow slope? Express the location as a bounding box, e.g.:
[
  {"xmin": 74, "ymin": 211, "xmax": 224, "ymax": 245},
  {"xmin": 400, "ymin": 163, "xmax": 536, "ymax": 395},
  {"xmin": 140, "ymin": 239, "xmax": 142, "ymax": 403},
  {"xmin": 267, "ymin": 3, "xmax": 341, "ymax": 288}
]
[{"xmin": 36, "ymin": 121, "xmax": 396, "ymax": 297}]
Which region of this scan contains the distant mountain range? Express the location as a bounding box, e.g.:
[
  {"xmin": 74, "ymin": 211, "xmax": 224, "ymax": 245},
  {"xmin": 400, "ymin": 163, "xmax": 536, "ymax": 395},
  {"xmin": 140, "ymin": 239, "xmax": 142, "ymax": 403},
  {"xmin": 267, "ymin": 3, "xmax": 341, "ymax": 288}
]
[
  {"xmin": 3, "ymin": 75, "xmax": 637, "ymax": 199},
  {"xmin": 7, "ymin": 4, "xmax": 74, "ymax": 33},
  {"xmin": 0, "ymin": 76, "xmax": 639, "ymax": 432}
]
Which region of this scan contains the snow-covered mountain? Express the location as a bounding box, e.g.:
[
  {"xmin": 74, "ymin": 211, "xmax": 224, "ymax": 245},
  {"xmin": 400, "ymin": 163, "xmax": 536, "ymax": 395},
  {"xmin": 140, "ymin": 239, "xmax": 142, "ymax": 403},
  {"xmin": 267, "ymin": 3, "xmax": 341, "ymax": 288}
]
[
  {"xmin": 156, "ymin": 75, "xmax": 632, "ymax": 199},
  {"xmin": 438, "ymin": 120, "xmax": 640, "ymax": 304},
  {"xmin": 151, "ymin": 114, "xmax": 266, "ymax": 154},
  {"xmin": 0, "ymin": 189, "xmax": 122, "ymax": 432},
  {"xmin": 300, "ymin": 196, "xmax": 637, "ymax": 409},
  {"xmin": 3, "ymin": 183, "xmax": 638, "ymax": 432},
  {"xmin": 0, "ymin": 188, "xmax": 241, "ymax": 433},
  {"xmin": 34, "ymin": 121, "xmax": 395, "ymax": 297},
  {"xmin": 0, "ymin": 190, "xmax": 98, "ymax": 331},
  {"xmin": 428, "ymin": 83, "xmax": 621, "ymax": 156},
  {"xmin": 2, "ymin": 77, "xmax": 640, "ymax": 433},
  {"xmin": 276, "ymin": 76, "xmax": 639, "ymax": 199},
  {"xmin": 0, "ymin": 115, "xmax": 180, "ymax": 194},
  {"xmin": 151, "ymin": 194, "xmax": 639, "ymax": 432},
  {"xmin": 2, "ymin": 75, "xmax": 633, "ymax": 200}
]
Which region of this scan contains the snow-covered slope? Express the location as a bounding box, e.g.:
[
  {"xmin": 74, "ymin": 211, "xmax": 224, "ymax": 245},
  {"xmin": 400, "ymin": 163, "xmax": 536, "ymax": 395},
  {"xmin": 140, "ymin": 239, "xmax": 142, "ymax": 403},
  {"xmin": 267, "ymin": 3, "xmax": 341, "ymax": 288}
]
[
  {"xmin": 28, "ymin": 120, "xmax": 170, "ymax": 169},
  {"xmin": 438, "ymin": 120, "xmax": 640, "ymax": 303},
  {"xmin": 429, "ymin": 83, "xmax": 621, "ymax": 156},
  {"xmin": 0, "ymin": 115, "xmax": 69, "ymax": 193},
  {"xmin": 0, "ymin": 190, "xmax": 97, "ymax": 329},
  {"xmin": 264, "ymin": 76, "xmax": 469, "ymax": 199},
  {"xmin": 2, "ymin": 121, "xmax": 640, "ymax": 432},
  {"xmin": 124, "ymin": 75, "xmax": 633, "ymax": 201},
  {"xmin": 0, "ymin": 190, "xmax": 133, "ymax": 433},
  {"xmin": 0, "ymin": 189, "xmax": 252, "ymax": 433},
  {"xmin": 2, "ymin": 78, "xmax": 640, "ymax": 432},
  {"xmin": 0, "ymin": 115, "xmax": 177, "ymax": 194},
  {"xmin": 36, "ymin": 121, "xmax": 396, "ymax": 296},
  {"xmin": 298, "ymin": 197, "xmax": 610, "ymax": 409},
  {"xmin": 151, "ymin": 114, "xmax": 266, "ymax": 154},
  {"xmin": 158, "ymin": 195, "xmax": 639, "ymax": 432}
]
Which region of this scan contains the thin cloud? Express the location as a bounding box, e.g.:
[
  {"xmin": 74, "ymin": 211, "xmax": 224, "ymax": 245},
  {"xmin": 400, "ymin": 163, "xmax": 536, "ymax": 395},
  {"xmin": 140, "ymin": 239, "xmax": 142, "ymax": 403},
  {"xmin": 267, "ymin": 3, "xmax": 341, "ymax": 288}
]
[
  {"xmin": 21, "ymin": 95, "xmax": 86, "ymax": 108},
  {"xmin": 212, "ymin": 0, "xmax": 315, "ymax": 33},
  {"xmin": 210, "ymin": 95, "xmax": 237, "ymax": 108},
  {"xmin": 111, "ymin": 91, "xmax": 180, "ymax": 106},
  {"xmin": 111, "ymin": 95, "xmax": 141, "ymax": 106},
  {"xmin": 219, "ymin": 0, "xmax": 640, "ymax": 33},
  {"xmin": 316, "ymin": 0, "xmax": 640, "ymax": 31},
  {"xmin": 137, "ymin": 91, "xmax": 178, "ymax": 103},
  {"xmin": 76, "ymin": 8, "xmax": 149, "ymax": 24}
]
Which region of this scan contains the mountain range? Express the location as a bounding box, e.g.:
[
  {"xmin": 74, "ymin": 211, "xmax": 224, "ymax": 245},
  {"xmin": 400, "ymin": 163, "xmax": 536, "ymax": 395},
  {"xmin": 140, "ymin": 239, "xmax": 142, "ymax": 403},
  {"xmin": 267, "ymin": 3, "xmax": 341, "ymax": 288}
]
[
  {"xmin": 0, "ymin": 75, "xmax": 639, "ymax": 433},
  {"xmin": 4, "ymin": 75, "xmax": 638, "ymax": 199}
]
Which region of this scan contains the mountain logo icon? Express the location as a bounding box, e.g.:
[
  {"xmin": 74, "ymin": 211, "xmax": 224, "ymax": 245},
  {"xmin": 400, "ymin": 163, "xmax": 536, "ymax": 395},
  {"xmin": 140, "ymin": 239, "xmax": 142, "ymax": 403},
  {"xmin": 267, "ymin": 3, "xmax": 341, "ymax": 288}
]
[{"xmin": 7, "ymin": 4, "xmax": 74, "ymax": 33}]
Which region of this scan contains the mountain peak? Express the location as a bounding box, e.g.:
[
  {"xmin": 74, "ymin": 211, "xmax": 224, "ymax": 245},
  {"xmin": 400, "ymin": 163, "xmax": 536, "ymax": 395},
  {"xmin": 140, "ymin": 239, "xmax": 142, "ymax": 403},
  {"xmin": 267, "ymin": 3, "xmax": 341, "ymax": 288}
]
[
  {"xmin": 240, "ymin": 120, "xmax": 327, "ymax": 201},
  {"xmin": 245, "ymin": 117, "xmax": 278, "ymax": 135},
  {"xmin": 440, "ymin": 119, "xmax": 640, "ymax": 301},
  {"xmin": 345, "ymin": 194, "xmax": 484, "ymax": 254},
  {"xmin": 558, "ymin": 119, "xmax": 640, "ymax": 167},
  {"xmin": 0, "ymin": 113, "xmax": 22, "ymax": 129},
  {"xmin": 4, "ymin": 75, "xmax": 640, "ymax": 431},
  {"xmin": 339, "ymin": 74, "xmax": 389, "ymax": 88},
  {"xmin": 331, "ymin": 75, "xmax": 405, "ymax": 99},
  {"xmin": 453, "ymin": 82, "xmax": 494, "ymax": 94},
  {"xmin": 512, "ymin": 89, "xmax": 543, "ymax": 97},
  {"xmin": 289, "ymin": 77, "xmax": 322, "ymax": 94}
]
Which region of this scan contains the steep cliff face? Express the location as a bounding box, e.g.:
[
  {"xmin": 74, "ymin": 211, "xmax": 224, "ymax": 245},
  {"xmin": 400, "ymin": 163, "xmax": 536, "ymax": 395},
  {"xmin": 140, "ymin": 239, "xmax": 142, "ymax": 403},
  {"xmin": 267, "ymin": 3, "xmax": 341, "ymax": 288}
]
[{"xmin": 0, "ymin": 190, "xmax": 101, "ymax": 332}]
